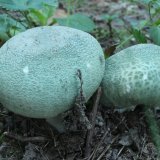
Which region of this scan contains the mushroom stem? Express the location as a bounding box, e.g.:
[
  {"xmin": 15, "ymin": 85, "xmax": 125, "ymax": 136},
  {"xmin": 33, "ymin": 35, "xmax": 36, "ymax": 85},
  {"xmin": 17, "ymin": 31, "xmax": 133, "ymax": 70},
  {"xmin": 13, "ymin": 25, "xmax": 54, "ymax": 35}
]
[{"xmin": 46, "ymin": 114, "xmax": 65, "ymax": 133}]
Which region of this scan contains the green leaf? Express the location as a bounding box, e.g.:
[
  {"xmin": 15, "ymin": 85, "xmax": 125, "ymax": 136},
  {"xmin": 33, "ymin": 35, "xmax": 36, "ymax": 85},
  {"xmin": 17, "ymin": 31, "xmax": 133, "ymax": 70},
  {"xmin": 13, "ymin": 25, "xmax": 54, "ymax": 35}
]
[
  {"xmin": 129, "ymin": 19, "xmax": 148, "ymax": 30},
  {"xmin": 0, "ymin": 0, "xmax": 58, "ymax": 11},
  {"xmin": 139, "ymin": 0, "xmax": 152, "ymax": 4},
  {"xmin": 101, "ymin": 14, "xmax": 118, "ymax": 22},
  {"xmin": 149, "ymin": 26, "xmax": 160, "ymax": 45},
  {"xmin": 44, "ymin": 4, "xmax": 56, "ymax": 18},
  {"xmin": 0, "ymin": 14, "xmax": 25, "ymax": 41},
  {"xmin": 0, "ymin": 31, "xmax": 9, "ymax": 41},
  {"xmin": 56, "ymin": 13, "xmax": 96, "ymax": 32},
  {"xmin": 134, "ymin": 0, "xmax": 153, "ymax": 4},
  {"xmin": 0, "ymin": 14, "xmax": 25, "ymax": 30},
  {"xmin": 28, "ymin": 0, "xmax": 58, "ymax": 9},
  {"xmin": 0, "ymin": 15, "xmax": 11, "ymax": 40},
  {"xmin": 29, "ymin": 9, "xmax": 47, "ymax": 25},
  {"xmin": 153, "ymin": 19, "xmax": 160, "ymax": 25},
  {"xmin": 29, "ymin": 4, "xmax": 56, "ymax": 26},
  {"xmin": 132, "ymin": 29, "xmax": 147, "ymax": 43}
]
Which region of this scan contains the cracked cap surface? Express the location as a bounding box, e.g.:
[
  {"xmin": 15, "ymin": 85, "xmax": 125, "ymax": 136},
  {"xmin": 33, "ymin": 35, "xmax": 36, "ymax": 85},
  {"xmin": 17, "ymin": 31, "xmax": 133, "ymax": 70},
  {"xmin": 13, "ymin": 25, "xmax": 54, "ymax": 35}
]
[{"xmin": 102, "ymin": 44, "xmax": 160, "ymax": 108}]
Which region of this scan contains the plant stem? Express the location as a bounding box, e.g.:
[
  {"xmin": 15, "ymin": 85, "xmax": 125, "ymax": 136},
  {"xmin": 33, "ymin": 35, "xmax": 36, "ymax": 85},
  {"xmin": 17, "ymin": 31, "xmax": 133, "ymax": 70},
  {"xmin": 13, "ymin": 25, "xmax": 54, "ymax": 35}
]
[
  {"xmin": 144, "ymin": 106, "xmax": 160, "ymax": 156},
  {"xmin": 5, "ymin": 11, "xmax": 28, "ymax": 29},
  {"xmin": 148, "ymin": 2, "xmax": 153, "ymax": 22},
  {"xmin": 117, "ymin": 35, "xmax": 133, "ymax": 50},
  {"xmin": 66, "ymin": 0, "xmax": 71, "ymax": 26},
  {"xmin": 21, "ymin": 11, "xmax": 34, "ymax": 28}
]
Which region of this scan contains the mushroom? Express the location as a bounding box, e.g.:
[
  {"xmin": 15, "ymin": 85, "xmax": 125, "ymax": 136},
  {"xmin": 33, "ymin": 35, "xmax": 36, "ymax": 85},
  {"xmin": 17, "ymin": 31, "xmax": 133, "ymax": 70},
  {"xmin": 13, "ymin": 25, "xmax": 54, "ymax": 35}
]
[
  {"xmin": 0, "ymin": 26, "xmax": 105, "ymax": 132},
  {"xmin": 101, "ymin": 44, "xmax": 160, "ymax": 108}
]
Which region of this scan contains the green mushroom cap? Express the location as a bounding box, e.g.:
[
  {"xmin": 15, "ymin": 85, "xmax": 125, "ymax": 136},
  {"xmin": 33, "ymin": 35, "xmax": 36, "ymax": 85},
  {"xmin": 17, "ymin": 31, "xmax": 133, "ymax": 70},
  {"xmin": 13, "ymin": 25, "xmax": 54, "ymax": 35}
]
[
  {"xmin": 0, "ymin": 26, "xmax": 105, "ymax": 118},
  {"xmin": 102, "ymin": 44, "xmax": 160, "ymax": 108}
]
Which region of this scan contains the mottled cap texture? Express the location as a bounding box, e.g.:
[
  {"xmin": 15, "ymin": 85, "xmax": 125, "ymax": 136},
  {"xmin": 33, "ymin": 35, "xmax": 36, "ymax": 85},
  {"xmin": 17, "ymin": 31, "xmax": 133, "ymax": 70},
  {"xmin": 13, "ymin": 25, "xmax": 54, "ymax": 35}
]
[
  {"xmin": 102, "ymin": 44, "xmax": 160, "ymax": 108},
  {"xmin": 0, "ymin": 26, "xmax": 105, "ymax": 118}
]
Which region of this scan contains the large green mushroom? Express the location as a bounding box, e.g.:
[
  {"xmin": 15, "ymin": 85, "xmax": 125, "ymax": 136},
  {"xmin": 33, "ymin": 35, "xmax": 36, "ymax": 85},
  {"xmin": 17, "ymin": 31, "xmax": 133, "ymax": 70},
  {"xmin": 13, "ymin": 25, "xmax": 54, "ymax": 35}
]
[
  {"xmin": 0, "ymin": 26, "xmax": 105, "ymax": 131},
  {"xmin": 102, "ymin": 44, "xmax": 160, "ymax": 108},
  {"xmin": 102, "ymin": 44, "xmax": 160, "ymax": 149}
]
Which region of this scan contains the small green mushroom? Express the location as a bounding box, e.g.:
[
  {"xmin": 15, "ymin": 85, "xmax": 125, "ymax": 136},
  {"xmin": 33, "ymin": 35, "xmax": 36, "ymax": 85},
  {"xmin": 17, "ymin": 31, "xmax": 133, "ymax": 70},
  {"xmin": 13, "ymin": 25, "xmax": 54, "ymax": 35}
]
[
  {"xmin": 0, "ymin": 26, "xmax": 105, "ymax": 131},
  {"xmin": 102, "ymin": 44, "xmax": 160, "ymax": 108}
]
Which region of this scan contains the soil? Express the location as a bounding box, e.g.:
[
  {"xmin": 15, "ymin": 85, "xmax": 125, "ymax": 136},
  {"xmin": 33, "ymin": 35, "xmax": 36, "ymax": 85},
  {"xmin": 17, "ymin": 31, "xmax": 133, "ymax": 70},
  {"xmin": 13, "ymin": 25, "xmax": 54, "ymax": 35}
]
[{"xmin": 0, "ymin": 0, "xmax": 159, "ymax": 160}]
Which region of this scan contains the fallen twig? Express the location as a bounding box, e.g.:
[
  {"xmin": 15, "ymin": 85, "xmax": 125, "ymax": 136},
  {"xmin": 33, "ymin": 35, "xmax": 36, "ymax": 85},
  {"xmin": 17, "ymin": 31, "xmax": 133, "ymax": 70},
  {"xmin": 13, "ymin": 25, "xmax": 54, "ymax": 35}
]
[
  {"xmin": 3, "ymin": 132, "xmax": 50, "ymax": 142},
  {"xmin": 88, "ymin": 129, "xmax": 109, "ymax": 160},
  {"xmin": 84, "ymin": 87, "xmax": 102, "ymax": 159},
  {"xmin": 97, "ymin": 136, "xmax": 118, "ymax": 160},
  {"xmin": 89, "ymin": 117, "xmax": 125, "ymax": 160}
]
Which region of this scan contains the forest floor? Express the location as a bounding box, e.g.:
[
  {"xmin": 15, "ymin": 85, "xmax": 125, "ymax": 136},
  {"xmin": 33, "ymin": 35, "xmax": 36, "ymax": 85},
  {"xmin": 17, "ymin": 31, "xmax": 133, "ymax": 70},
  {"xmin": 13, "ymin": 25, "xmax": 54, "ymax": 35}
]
[{"xmin": 0, "ymin": 0, "xmax": 159, "ymax": 160}]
